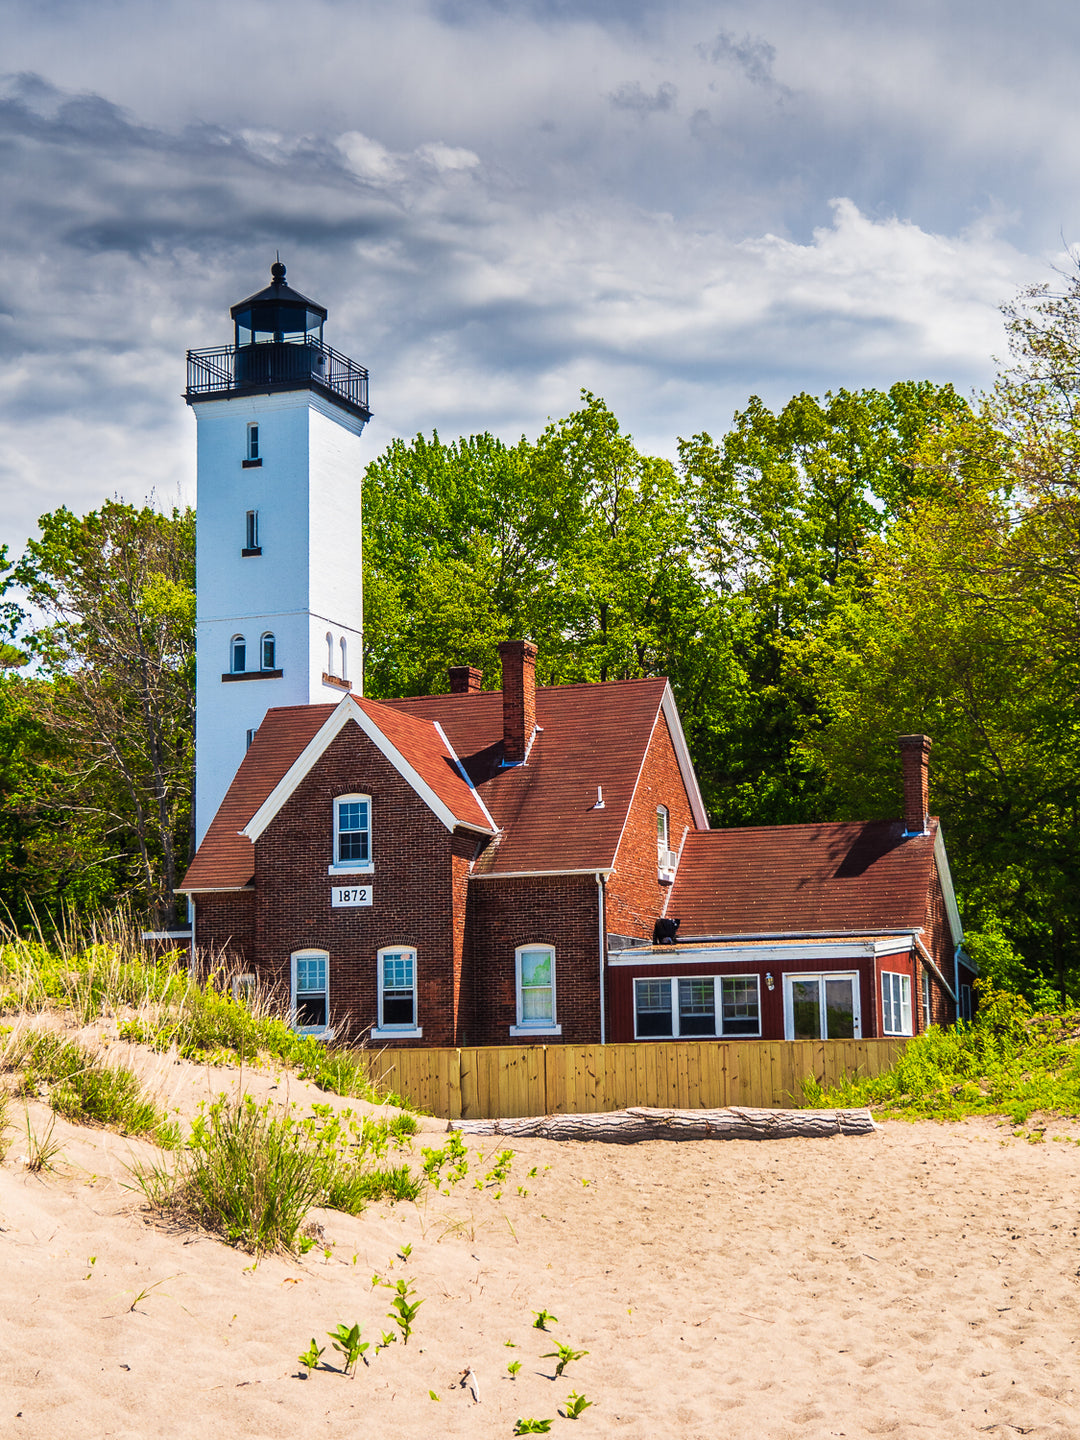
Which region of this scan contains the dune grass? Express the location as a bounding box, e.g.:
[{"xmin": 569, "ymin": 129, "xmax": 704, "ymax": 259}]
[
  {"xmin": 803, "ymin": 985, "xmax": 1080, "ymax": 1123},
  {"xmin": 133, "ymin": 1093, "xmax": 423, "ymax": 1254}
]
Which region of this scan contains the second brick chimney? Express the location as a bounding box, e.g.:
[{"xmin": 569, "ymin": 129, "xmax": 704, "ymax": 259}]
[
  {"xmin": 898, "ymin": 733, "xmax": 932, "ymax": 835},
  {"xmin": 499, "ymin": 639, "xmax": 538, "ymax": 763},
  {"xmin": 448, "ymin": 665, "xmax": 483, "ymax": 694}
]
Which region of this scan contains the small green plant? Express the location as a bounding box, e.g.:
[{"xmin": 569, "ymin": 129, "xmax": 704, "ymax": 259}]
[
  {"xmin": 298, "ymin": 1234, "xmax": 317, "ymax": 1255},
  {"xmin": 532, "ymin": 1309, "xmax": 558, "ymax": 1331},
  {"xmin": 543, "ymin": 1342, "xmax": 588, "ymax": 1378},
  {"xmin": 398, "ymin": 1242, "xmax": 412, "ymax": 1261},
  {"xmin": 388, "ymin": 1278, "xmax": 423, "ymax": 1344},
  {"xmin": 24, "ymin": 1111, "xmax": 62, "ymax": 1173},
  {"xmin": 562, "ymin": 1391, "xmax": 594, "ymax": 1419},
  {"xmin": 376, "ymin": 1329, "xmax": 397, "ymax": 1353},
  {"xmin": 514, "ymin": 1420, "xmax": 554, "ymax": 1435},
  {"xmin": 298, "ymin": 1338, "xmax": 324, "ymax": 1372},
  {"xmin": 507, "ymin": 1360, "xmax": 522, "ymax": 1378},
  {"xmin": 328, "ymin": 1322, "xmax": 368, "ymax": 1374},
  {"xmin": 484, "ymin": 1148, "xmax": 514, "ymax": 1185},
  {"xmin": 420, "ymin": 1130, "xmax": 469, "ymax": 1191},
  {"xmin": 429, "ymin": 1390, "xmax": 440, "ymax": 1401}
]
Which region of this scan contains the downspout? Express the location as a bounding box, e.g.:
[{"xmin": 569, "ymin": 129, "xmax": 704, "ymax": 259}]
[
  {"xmin": 596, "ymin": 871, "xmax": 607, "ymax": 1045},
  {"xmin": 954, "ymin": 942, "xmax": 962, "ymax": 1022}
]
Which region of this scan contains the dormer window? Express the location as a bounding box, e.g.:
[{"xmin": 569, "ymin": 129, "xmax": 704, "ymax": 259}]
[
  {"xmin": 330, "ymin": 794, "xmax": 372, "ymax": 873},
  {"xmin": 231, "ymin": 635, "xmax": 246, "ymax": 673},
  {"xmin": 657, "ymin": 806, "xmax": 676, "ymax": 883}
]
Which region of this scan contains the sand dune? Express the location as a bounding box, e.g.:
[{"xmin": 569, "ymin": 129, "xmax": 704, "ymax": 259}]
[{"xmin": 2, "ymin": 1041, "xmax": 1079, "ymax": 1439}]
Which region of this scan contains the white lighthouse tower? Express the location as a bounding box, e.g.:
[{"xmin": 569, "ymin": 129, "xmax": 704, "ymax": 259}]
[{"xmin": 186, "ymin": 262, "xmax": 371, "ymax": 846}]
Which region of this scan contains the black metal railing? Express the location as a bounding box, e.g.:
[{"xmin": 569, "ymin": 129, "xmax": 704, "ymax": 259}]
[{"xmin": 185, "ymin": 340, "xmax": 369, "ymax": 415}]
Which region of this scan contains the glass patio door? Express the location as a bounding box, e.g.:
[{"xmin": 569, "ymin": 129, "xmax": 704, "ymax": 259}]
[{"xmin": 784, "ymin": 973, "xmax": 861, "ymax": 1040}]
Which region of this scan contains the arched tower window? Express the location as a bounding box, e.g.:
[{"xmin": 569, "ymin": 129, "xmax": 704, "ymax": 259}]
[
  {"xmin": 261, "ymin": 632, "xmax": 276, "ymax": 670},
  {"xmin": 231, "ymin": 635, "xmax": 246, "ymax": 673},
  {"xmin": 339, "ymin": 636, "xmax": 348, "ymax": 682},
  {"xmin": 326, "ymin": 631, "xmax": 335, "ymax": 676}
]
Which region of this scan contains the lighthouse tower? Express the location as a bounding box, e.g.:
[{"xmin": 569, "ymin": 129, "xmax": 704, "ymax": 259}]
[{"xmin": 186, "ymin": 262, "xmax": 371, "ymax": 846}]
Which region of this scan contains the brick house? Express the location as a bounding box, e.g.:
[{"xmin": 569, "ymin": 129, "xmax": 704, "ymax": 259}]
[{"xmin": 179, "ymin": 642, "xmax": 974, "ymax": 1048}]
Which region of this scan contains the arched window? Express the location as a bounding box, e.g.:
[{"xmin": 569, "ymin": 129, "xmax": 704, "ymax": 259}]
[
  {"xmin": 326, "ymin": 631, "xmax": 335, "ymax": 675},
  {"xmin": 231, "ymin": 635, "xmax": 246, "ymax": 673},
  {"xmin": 339, "ymin": 636, "xmax": 348, "ymax": 682},
  {"xmin": 376, "ymin": 947, "xmax": 420, "ymax": 1035},
  {"xmin": 261, "ymin": 632, "xmax": 276, "ymax": 670},
  {"xmin": 291, "ymin": 949, "xmax": 330, "ymax": 1036},
  {"xmin": 511, "ymin": 945, "xmax": 560, "ymax": 1036}
]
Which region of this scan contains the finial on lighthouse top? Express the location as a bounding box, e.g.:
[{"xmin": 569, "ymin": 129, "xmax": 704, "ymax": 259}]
[{"xmin": 270, "ymin": 257, "xmax": 286, "ymax": 285}]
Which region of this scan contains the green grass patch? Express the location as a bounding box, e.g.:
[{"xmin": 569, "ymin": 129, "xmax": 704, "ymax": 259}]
[
  {"xmin": 803, "ymin": 984, "xmax": 1080, "ymax": 1122},
  {"xmin": 133, "ymin": 1094, "xmax": 422, "ymax": 1253},
  {"xmin": 3, "ymin": 1029, "xmax": 178, "ymax": 1145}
]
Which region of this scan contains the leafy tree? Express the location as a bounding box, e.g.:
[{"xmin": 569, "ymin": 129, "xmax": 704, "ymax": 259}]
[{"xmin": 11, "ymin": 502, "xmax": 195, "ymax": 925}]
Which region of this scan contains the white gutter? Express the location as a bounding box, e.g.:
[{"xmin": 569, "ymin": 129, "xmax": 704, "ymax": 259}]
[
  {"xmin": 471, "ymin": 867, "xmax": 616, "ymax": 881},
  {"xmin": 596, "ymin": 871, "xmax": 607, "ymax": 1045}
]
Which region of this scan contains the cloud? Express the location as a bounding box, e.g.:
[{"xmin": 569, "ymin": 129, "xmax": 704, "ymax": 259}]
[
  {"xmin": 697, "ymin": 30, "xmax": 781, "ymax": 89},
  {"xmin": 609, "ymin": 81, "xmax": 678, "ymax": 114}
]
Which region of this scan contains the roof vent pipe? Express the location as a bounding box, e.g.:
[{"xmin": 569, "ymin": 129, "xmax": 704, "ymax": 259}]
[
  {"xmin": 898, "ymin": 733, "xmax": 932, "ymax": 836},
  {"xmin": 499, "ymin": 639, "xmax": 537, "ymax": 764}
]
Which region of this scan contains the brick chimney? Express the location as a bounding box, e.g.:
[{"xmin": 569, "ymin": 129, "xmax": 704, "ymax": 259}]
[
  {"xmin": 448, "ymin": 665, "xmax": 483, "ymax": 694},
  {"xmin": 898, "ymin": 733, "xmax": 932, "ymax": 835},
  {"xmin": 499, "ymin": 640, "xmax": 538, "ymax": 763}
]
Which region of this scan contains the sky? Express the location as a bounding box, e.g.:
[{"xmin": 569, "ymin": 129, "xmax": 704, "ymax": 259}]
[{"xmin": 2, "ymin": 0, "xmax": 1079, "ymax": 555}]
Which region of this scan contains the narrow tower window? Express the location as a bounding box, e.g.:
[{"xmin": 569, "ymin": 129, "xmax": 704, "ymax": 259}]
[
  {"xmin": 244, "ymin": 510, "xmax": 260, "ymax": 554},
  {"xmin": 246, "ymin": 727, "xmax": 257, "ymax": 750},
  {"xmin": 339, "ymin": 636, "xmax": 348, "ymax": 682},
  {"xmin": 247, "ymin": 423, "xmax": 259, "ymax": 460},
  {"xmin": 326, "ymin": 632, "xmax": 335, "ymax": 676},
  {"xmin": 231, "ymin": 635, "xmax": 246, "ymax": 673},
  {"xmin": 261, "ymin": 632, "xmax": 276, "ymax": 670}
]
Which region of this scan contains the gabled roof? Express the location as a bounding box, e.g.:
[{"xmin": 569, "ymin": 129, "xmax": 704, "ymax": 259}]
[
  {"xmin": 179, "ymin": 695, "xmax": 495, "ymax": 892},
  {"xmin": 380, "ymin": 678, "xmax": 706, "ymax": 876},
  {"xmin": 181, "ymin": 675, "xmax": 706, "ymax": 891},
  {"xmin": 667, "ymin": 819, "xmax": 948, "ymax": 938}
]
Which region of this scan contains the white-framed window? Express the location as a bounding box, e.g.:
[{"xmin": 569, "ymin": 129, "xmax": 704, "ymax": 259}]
[
  {"xmin": 784, "ymin": 972, "xmax": 861, "ymax": 1040},
  {"xmin": 231, "ymin": 634, "xmax": 246, "ymax": 673},
  {"xmin": 261, "ymin": 631, "xmax": 276, "ymax": 670},
  {"xmin": 340, "ymin": 636, "xmax": 348, "ymax": 682},
  {"xmin": 633, "ymin": 975, "xmax": 761, "ymax": 1039},
  {"xmin": 921, "ymin": 970, "xmax": 933, "ymax": 1030},
  {"xmin": 291, "ymin": 950, "xmax": 330, "ymax": 1036},
  {"xmin": 245, "ymin": 509, "xmax": 259, "ymax": 550},
  {"xmin": 330, "ymin": 793, "xmax": 372, "ymax": 873},
  {"xmin": 231, "ymin": 973, "xmax": 256, "ymax": 1005},
  {"xmin": 511, "ymin": 945, "xmax": 560, "ymax": 1035},
  {"xmin": 247, "ymin": 422, "xmax": 259, "ymax": 460},
  {"xmin": 372, "ymin": 947, "xmax": 421, "ymax": 1038},
  {"xmin": 326, "ymin": 631, "xmax": 335, "ymax": 675},
  {"xmin": 657, "ymin": 805, "xmax": 676, "ymax": 880},
  {"xmin": 881, "ymin": 971, "xmax": 913, "ymax": 1036}
]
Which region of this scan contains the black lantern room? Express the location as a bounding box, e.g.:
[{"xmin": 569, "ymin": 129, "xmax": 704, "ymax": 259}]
[{"xmin": 231, "ymin": 260, "xmax": 327, "ymax": 347}]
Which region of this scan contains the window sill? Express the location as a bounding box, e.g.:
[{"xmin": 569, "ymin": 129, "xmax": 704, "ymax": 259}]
[
  {"xmin": 509, "ymin": 1024, "xmax": 562, "ymax": 1037},
  {"xmin": 294, "ymin": 1026, "xmax": 335, "ymax": 1041},
  {"xmin": 322, "ymin": 672, "xmax": 351, "ymax": 691},
  {"xmin": 371, "ymin": 1026, "xmax": 422, "ymax": 1040},
  {"xmin": 242, "ymin": 458, "xmax": 262, "ymax": 468},
  {"xmin": 658, "ymin": 870, "xmax": 676, "ymax": 885},
  {"xmin": 327, "ymin": 863, "xmax": 373, "ymax": 876},
  {"xmin": 241, "ymin": 546, "xmax": 262, "ymax": 557},
  {"xmin": 222, "ymin": 669, "xmax": 283, "ymax": 682}
]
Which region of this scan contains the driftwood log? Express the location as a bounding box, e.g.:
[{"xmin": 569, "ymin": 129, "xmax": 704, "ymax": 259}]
[{"xmin": 447, "ymin": 1105, "xmax": 876, "ymax": 1143}]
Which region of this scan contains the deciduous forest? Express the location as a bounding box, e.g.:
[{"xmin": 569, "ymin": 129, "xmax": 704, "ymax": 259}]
[{"xmin": 2, "ymin": 277, "xmax": 1077, "ymax": 1002}]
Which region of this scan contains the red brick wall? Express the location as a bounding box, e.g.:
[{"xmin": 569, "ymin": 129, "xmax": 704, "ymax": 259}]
[
  {"xmin": 464, "ymin": 874, "xmax": 601, "ymax": 1044},
  {"xmin": 251, "ymin": 719, "xmax": 464, "ymax": 1047},
  {"xmin": 193, "ymin": 891, "xmax": 255, "ymax": 976},
  {"xmin": 921, "ymin": 861, "xmax": 959, "ymax": 1027},
  {"xmin": 606, "ymin": 708, "xmax": 698, "ymax": 942}
]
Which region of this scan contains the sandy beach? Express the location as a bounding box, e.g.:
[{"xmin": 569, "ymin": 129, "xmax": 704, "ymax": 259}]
[{"xmin": 2, "ymin": 1038, "xmax": 1078, "ymax": 1440}]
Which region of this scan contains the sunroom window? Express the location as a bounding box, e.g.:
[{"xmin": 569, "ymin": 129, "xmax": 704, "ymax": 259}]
[{"xmin": 881, "ymin": 972, "xmax": 912, "ymax": 1036}]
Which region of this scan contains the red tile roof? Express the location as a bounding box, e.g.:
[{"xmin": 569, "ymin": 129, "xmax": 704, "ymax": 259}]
[
  {"xmin": 181, "ymin": 677, "xmax": 674, "ymax": 889},
  {"xmin": 181, "ymin": 703, "xmax": 334, "ymax": 891},
  {"xmin": 380, "ymin": 678, "xmax": 670, "ymax": 874},
  {"xmin": 667, "ymin": 820, "xmax": 939, "ymax": 936}
]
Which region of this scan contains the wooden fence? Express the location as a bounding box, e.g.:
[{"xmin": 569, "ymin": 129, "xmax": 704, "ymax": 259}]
[{"xmin": 361, "ymin": 1038, "xmax": 907, "ymax": 1120}]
